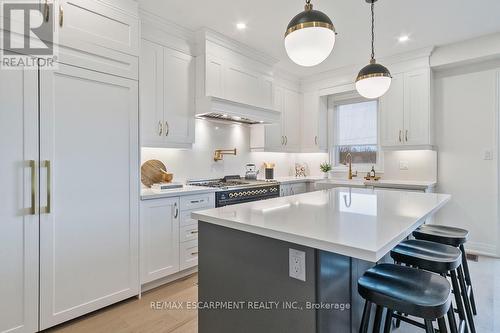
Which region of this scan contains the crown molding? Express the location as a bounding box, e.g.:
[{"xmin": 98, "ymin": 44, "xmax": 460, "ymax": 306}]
[
  {"xmin": 139, "ymin": 9, "xmax": 195, "ymax": 41},
  {"xmin": 197, "ymin": 28, "xmax": 279, "ymax": 67}
]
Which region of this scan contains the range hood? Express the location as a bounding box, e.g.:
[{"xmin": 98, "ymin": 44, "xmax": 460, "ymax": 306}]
[{"xmin": 196, "ymin": 96, "xmax": 281, "ymax": 125}]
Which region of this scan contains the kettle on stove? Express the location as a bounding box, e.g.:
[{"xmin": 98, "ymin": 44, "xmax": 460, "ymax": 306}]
[{"xmin": 244, "ymin": 163, "xmax": 259, "ymax": 180}]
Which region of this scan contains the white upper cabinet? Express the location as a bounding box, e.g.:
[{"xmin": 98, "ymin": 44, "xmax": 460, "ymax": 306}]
[
  {"xmin": 55, "ymin": 0, "xmax": 139, "ymax": 56},
  {"xmin": 283, "ymin": 88, "xmax": 301, "ymax": 151},
  {"xmin": 140, "ymin": 39, "xmax": 195, "ymax": 148},
  {"xmin": 380, "ymin": 73, "xmax": 405, "ymax": 147},
  {"xmin": 301, "ymin": 91, "xmax": 328, "ymax": 152},
  {"xmin": 45, "ymin": 0, "xmax": 139, "ymax": 79},
  {"xmin": 250, "ymin": 85, "xmax": 302, "ymax": 152},
  {"xmin": 163, "ymin": 48, "xmax": 196, "ymax": 145},
  {"xmin": 140, "ymin": 40, "xmax": 164, "ymax": 147},
  {"xmin": 379, "ymin": 68, "xmax": 432, "ymax": 149}
]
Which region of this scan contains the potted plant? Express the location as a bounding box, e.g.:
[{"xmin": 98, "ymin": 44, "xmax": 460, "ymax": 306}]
[{"xmin": 320, "ymin": 162, "xmax": 332, "ymax": 179}]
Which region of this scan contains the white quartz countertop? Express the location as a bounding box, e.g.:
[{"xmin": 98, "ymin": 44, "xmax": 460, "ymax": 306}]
[
  {"xmin": 316, "ymin": 178, "xmax": 437, "ymax": 190},
  {"xmin": 268, "ymin": 176, "xmax": 324, "ymax": 184},
  {"xmin": 141, "ymin": 186, "xmax": 217, "ymax": 200},
  {"xmin": 192, "ymin": 188, "xmax": 450, "ymax": 262}
]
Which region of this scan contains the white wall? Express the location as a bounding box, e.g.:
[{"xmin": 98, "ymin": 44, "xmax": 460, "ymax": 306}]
[
  {"xmin": 383, "ymin": 150, "xmax": 437, "ymax": 181},
  {"xmin": 141, "ymin": 119, "xmax": 328, "ymax": 183},
  {"xmin": 433, "ymin": 65, "xmax": 499, "ymax": 256}
]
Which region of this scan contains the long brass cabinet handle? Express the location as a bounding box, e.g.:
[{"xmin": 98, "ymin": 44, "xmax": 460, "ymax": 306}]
[
  {"xmin": 165, "ymin": 121, "xmax": 169, "ymax": 136},
  {"xmin": 405, "ymin": 130, "xmax": 408, "ymax": 142},
  {"xmin": 59, "ymin": 5, "xmax": 63, "ymax": 27},
  {"xmin": 315, "ymin": 136, "xmax": 318, "ymax": 145},
  {"xmin": 190, "ymin": 230, "xmax": 199, "ymax": 234},
  {"xmin": 398, "ymin": 130, "xmax": 402, "ymax": 142},
  {"xmin": 281, "ymin": 136, "xmax": 284, "ymax": 145},
  {"xmin": 29, "ymin": 160, "xmax": 37, "ymax": 215},
  {"xmin": 285, "ymin": 136, "xmax": 288, "ymax": 145},
  {"xmin": 191, "ymin": 251, "xmax": 199, "ymax": 256},
  {"xmin": 158, "ymin": 121, "xmax": 163, "ymax": 136},
  {"xmin": 41, "ymin": 160, "xmax": 51, "ymax": 214}
]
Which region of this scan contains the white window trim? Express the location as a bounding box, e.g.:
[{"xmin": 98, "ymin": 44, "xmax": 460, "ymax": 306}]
[{"xmin": 328, "ymin": 94, "xmax": 384, "ymax": 174}]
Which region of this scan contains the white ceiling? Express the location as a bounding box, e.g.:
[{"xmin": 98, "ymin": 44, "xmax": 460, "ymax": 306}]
[{"xmin": 139, "ymin": 0, "xmax": 500, "ymax": 78}]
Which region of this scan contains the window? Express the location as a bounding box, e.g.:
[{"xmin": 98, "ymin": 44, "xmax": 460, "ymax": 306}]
[{"xmin": 332, "ymin": 99, "xmax": 379, "ymax": 167}]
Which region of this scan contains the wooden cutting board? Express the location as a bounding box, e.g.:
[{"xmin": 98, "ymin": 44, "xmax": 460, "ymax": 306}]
[{"xmin": 141, "ymin": 160, "xmax": 167, "ymax": 188}]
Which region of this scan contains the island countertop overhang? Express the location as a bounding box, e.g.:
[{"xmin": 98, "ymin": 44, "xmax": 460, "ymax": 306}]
[{"xmin": 192, "ymin": 188, "xmax": 451, "ymax": 262}]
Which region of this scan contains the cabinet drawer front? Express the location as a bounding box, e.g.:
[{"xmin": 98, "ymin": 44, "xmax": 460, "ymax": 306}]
[
  {"xmin": 180, "ymin": 240, "xmax": 198, "ymax": 271},
  {"xmin": 180, "ymin": 223, "xmax": 198, "ymax": 243},
  {"xmin": 180, "ymin": 210, "xmax": 198, "ymax": 227},
  {"xmin": 57, "ymin": 0, "xmax": 139, "ymax": 56},
  {"xmin": 180, "ymin": 193, "xmax": 214, "ymax": 211}
]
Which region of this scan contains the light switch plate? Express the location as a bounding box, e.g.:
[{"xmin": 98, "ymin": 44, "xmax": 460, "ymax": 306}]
[
  {"xmin": 399, "ymin": 161, "xmax": 409, "ymax": 170},
  {"xmin": 289, "ymin": 248, "xmax": 306, "ymax": 281}
]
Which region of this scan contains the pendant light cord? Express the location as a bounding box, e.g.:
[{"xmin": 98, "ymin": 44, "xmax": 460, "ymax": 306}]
[{"xmin": 371, "ymin": 1, "xmax": 375, "ymax": 60}]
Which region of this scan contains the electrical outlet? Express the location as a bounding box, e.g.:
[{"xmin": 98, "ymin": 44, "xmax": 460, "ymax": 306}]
[
  {"xmin": 289, "ymin": 249, "xmax": 306, "ymax": 281},
  {"xmin": 399, "ymin": 161, "xmax": 409, "ymax": 170},
  {"xmin": 483, "ymin": 149, "xmax": 493, "ymax": 160}
]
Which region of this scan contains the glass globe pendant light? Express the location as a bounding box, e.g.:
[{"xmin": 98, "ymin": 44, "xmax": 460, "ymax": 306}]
[
  {"xmin": 355, "ymin": 0, "xmax": 392, "ymax": 99},
  {"xmin": 284, "ymin": 0, "xmax": 337, "ymax": 67}
]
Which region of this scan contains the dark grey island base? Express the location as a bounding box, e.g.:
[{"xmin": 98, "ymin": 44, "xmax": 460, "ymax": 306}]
[{"xmin": 198, "ymin": 221, "xmax": 381, "ymax": 333}]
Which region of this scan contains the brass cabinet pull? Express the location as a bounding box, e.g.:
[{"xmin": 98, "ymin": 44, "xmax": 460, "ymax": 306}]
[
  {"xmin": 41, "ymin": 160, "xmax": 51, "ymax": 214},
  {"xmin": 398, "ymin": 130, "xmax": 402, "ymax": 143},
  {"xmin": 281, "ymin": 136, "xmax": 284, "ymax": 145},
  {"xmin": 315, "ymin": 136, "xmax": 318, "ymax": 145},
  {"xmin": 44, "ymin": 0, "xmax": 50, "ymax": 22},
  {"xmin": 157, "ymin": 121, "xmax": 163, "ymax": 136},
  {"xmin": 405, "ymin": 130, "xmax": 408, "ymax": 142},
  {"xmin": 173, "ymin": 203, "xmax": 178, "ymax": 218},
  {"xmin": 190, "ymin": 230, "xmax": 199, "ymax": 234},
  {"xmin": 285, "ymin": 136, "xmax": 288, "ymax": 145},
  {"xmin": 59, "ymin": 5, "xmax": 63, "ymax": 27},
  {"xmin": 165, "ymin": 121, "xmax": 169, "ymax": 136},
  {"xmin": 29, "ymin": 160, "xmax": 37, "ymax": 215},
  {"xmin": 191, "ymin": 251, "xmax": 199, "ymax": 256}
]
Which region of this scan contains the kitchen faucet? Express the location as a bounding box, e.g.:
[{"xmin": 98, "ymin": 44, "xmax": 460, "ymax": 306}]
[
  {"xmin": 213, "ymin": 148, "xmax": 237, "ymax": 162},
  {"xmin": 344, "ymin": 153, "xmax": 357, "ymax": 180}
]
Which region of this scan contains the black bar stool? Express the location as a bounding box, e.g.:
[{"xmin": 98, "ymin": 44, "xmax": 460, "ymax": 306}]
[
  {"xmin": 358, "ymin": 263, "xmax": 452, "ymax": 333},
  {"xmin": 391, "ymin": 239, "xmax": 473, "ymax": 333},
  {"xmin": 413, "ymin": 225, "xmax": 477, "ymax": 315}
]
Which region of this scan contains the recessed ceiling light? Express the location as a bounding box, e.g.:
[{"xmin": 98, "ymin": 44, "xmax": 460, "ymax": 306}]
[
  {"xmin": 398, "ymin": 35, "xmax": 410, "ymax": 43},
  {"xmin": 236, "ymin": 22, "xmax": 247, "ymax": 30}
]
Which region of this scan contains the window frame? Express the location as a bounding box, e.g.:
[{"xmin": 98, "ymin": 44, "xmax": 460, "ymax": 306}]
[{"xmin": 328, "ymin": 94, "xmax": 384, "ymax": 174}]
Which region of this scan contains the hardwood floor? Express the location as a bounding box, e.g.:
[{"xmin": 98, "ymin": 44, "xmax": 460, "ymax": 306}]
[
  {"xmin": 47, "ymin": 274, "xmax": 198, "ymax": 333},
  {"xmin": 46, "ymin": 257, "xmax": 500, "ymax": 333}
]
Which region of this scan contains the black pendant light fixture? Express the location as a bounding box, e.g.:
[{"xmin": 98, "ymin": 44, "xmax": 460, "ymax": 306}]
[
  {"xmin": 284, "ymin": 0, "xmax": 337, "ymax": 67},
  {"xmin": 355, "ymin": 0, "xmax": 392, "ymax": 99}
]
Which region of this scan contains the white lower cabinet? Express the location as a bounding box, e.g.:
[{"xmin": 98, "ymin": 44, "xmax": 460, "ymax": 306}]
[
  {"xmin": 141, "ymin": 198, "xmax": 180, "ymax": 284},
  {"xmin": 140, "ymin": 193, "xmax": 214, "ymax": 286},
  {"xmin": 180, "ymin": 240, "xmax": 199, "ymax": 271}
]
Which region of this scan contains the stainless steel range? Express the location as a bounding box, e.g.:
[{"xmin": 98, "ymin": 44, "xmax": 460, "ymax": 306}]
[{"xmin": 188, "ymin": 175, "xmax": 280, "ymax": 207}]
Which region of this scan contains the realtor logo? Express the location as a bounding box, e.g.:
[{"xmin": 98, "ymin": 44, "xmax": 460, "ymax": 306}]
[{"xmin": 1, "ymin": 1, "xmax": 58, "ymax": 69}]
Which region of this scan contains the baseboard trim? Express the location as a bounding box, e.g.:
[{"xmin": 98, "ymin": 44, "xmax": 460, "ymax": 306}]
[
  {"xmin": 141, "ymin": 267, "xmax": 198, "ymax": 293},
  {"xmin": 466, "ymin": 241, "xmax": 499, "ymax": 258}
]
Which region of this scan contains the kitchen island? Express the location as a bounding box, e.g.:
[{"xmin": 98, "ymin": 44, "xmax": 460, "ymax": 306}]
[{"xmin": 192, "ymin": 188, "xmax": 450, "ymax": 333}]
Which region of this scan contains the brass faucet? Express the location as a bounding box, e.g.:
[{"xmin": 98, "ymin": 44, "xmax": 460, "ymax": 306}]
[
  {"xmin": 214, "ymin": 148, "xmax": 237, "ymax": 162},
  {"xmin": 343, "ymin": 153, "xmax": 357, "ymax": 180}
]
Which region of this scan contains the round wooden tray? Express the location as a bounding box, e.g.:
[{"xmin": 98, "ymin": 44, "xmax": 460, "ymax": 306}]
[{"xmin": 141, "ymin": 160, "xmax": 167, "ymax": 188}]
